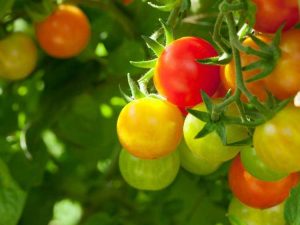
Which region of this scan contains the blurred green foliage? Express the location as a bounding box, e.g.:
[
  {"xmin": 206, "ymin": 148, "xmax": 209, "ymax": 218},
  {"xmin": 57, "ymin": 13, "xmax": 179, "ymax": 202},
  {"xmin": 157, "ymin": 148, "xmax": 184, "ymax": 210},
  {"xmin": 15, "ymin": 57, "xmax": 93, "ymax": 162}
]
[{"xmin": 0, "ymin": 0, "xmax": 232, "ymax": 224}]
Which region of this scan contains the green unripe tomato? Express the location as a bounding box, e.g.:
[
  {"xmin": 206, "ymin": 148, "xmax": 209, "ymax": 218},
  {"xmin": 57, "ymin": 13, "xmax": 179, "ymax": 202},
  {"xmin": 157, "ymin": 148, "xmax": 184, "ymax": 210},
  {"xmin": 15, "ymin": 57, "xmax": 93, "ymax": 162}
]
[
  {"xmin": 183, "ymin": 103, "xmax": 248, "ymax": 163},
  {"xmin": 241, "ymin": 147, "xmax": 288, "ymax": 181},
  {"xmin": 228, "ymin": 197, "xmax": 286, "ymax": 225},
  {"xmin": 0, "ymin": 32, "xmax": 37, "ymax": 80},
  {"xmin": 119, "ymin": 149, "xmax": 180, "ymax": 190},
  {"xmin": 178, "ymin": 140, "xmax": 221, "ymax": 175}
]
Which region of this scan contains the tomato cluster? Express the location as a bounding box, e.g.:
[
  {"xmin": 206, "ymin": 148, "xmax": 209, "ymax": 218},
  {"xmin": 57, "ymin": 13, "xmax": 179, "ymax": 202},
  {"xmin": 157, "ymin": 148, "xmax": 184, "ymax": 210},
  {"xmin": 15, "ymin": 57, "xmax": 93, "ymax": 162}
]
[
  {"xmin": 0, "ymin": 4, "xmax": 90, "ymax": 81},
  {"xmin": 117, "ymin": 1, "xmax": 300, "ymax": 224}
]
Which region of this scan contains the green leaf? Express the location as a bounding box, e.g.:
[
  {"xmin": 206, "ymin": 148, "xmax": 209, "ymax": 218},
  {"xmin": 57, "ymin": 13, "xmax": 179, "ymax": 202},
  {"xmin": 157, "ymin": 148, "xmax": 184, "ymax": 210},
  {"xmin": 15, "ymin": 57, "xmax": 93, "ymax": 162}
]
[
  {"xmin": 0, "ymin": 0, "xmax": 14, "ymax": 20},
  {"xmin": 130, "ymin": 59, "xmax": 157, "ymax": 69},
  {"xmin": 194, "ymin": 122, "xmax": 216, "ymax": 139},
  {"xmin": 142, "ymin": 36, "xmax": 165, "ymax": 56},
  {"xmin": 285, "ymin": 184, "xmax": 300, "ymax": 225},
  {"xmin": 245, "ymin": 0, "xmax": 257, "ymax": 28},
  {"xmin": 187, "ymin": 109, "xmax": 211, "ymax": 122},
  {"xmin": 0, "ymin": 158, "xmax": 27, "ymax": 225}
]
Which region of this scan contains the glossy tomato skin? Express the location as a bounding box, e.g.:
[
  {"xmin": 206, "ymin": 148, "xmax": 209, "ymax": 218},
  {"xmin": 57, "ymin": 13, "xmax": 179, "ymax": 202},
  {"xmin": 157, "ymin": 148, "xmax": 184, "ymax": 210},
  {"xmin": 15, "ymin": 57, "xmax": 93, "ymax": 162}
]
[
  {"xmin": 228, "ymin": 155, "xmax": 299, "ymax": 209},
  {"xmin": 117, "ymin": 97, "xmax": 183, "ymax": 159},
  {"xmin": 241, "ymin": 146, "xmax": 287, "ymax": 182},
  {"xmin": 119, "ymin": 149, "xmax": 180, "ymax": 190},
  {"xmin": 263, "ymin": 29, "xmax": 300, "ymax": 99},
  {"xmin": 252, "ymin": 0, "xmax": 299, "ymax": 33},
  {"xmin": 254, "ymin": 105, "xmax": 300, "ymax": 173},
  {"xmin": 36, "ymin": 4, "xmax": 90, "ymax": 58},
  {"xmin": 228, "ymin": 197, "xmax": 286, "ymax": 225},
  {"xmin": 183, "ymin": 102, "xmax": 248, "ymax": 163},
  {"xmin": 155, "ymin": 37, "xmax": 220, "ymax": 109},
  {"xmin": 222, "ymin": 35, "xmax": 270, "ymax": 102},
  {"xmin": 0, "ymin": 33, "xmax": 37, "ymax": 80},
  {"xmin": 178, "ymin": 140, "xmax": 221, "ymax": 175}
]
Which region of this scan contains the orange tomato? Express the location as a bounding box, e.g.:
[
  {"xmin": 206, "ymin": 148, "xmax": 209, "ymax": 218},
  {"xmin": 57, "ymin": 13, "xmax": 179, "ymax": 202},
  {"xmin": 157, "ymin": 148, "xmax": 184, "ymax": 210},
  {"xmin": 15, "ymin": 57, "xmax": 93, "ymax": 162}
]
[
  {"xmin": 36, "ymin": 4, "xmax": 90, "ymax": 58},
  {"xmin": 221, "ymin": 35, "xmax": 271, "ymax": 102}
]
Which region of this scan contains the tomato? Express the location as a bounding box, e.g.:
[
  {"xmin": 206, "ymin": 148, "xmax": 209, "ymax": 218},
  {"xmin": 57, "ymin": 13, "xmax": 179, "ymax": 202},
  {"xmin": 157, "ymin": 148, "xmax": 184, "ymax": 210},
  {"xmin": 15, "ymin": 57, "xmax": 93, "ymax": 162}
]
[
  {"xmin": 36, "ymin": 4, "xmax": 91, "ymax": 58},
  {"xmin": 178, "ymin": 140, "xmax": 221, "ymax": 175},
  {"xmin": 155, "ymin": 37, "xmax": 220, "ymax": 110},
  {"xmin": 263, "ymin": 29, "xmax": 300, "ymax": 99},
  {"xmin": 241, "ymin": 146, "xmax": 288, "ymax": 182},
  {"xmin": 119, "ymin": 149, "xmax": 180, "ymax": 190},
  {"xmin": 122, "ymin": 0, "xmax": 133, "ymax": 5},
  {"xmin": 223, "ymin": 29, "xmax": 300, "ymax": 101},
  {"xmin": 183, "ymin": 102, "xmax": 248, "ymax": 163},
  {"xmin": 221, "ymin": 35, "xmax": 270, "ymax": 102},
  {"xmin": 228, "ymin": 197, "xmax": 286, "ymax": 225},
  {"xmin": 0, "ymin": 33, "xmax": 37, "ymax": 80},
  {"xmin": 252, "ymin": 0, "xmax": 299, "ymax": 33},
  {"xmin": 117, "ymin": 97, "xmax": 183, "ymax": 159},
  {"xmin": 253, "ymin": 104, "xmax": 300, "ymax": 173},
  {"xmin": 228, "ymin": 155, "xmax": 299, "ymax": 209}
]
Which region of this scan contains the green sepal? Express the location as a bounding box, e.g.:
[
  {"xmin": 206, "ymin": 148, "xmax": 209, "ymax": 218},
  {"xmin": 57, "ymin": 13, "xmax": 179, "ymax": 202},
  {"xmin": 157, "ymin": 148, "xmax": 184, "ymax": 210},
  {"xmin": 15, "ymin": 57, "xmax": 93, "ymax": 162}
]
[
  {"xmin": 245, "ymin": 63, "xmax": 273, "ymax": 83},
  {"xmin": 197, "ymin": 53, "xmax": 232, "ymax": 65},
  {"xmin": 201, "ymin": 91, "xmax": 213, "ymax": 113},
  {"xmin": 215, "ymin": 123, "xmax": 227, "ymax": 145},
  {"xmin": 272, "ymin": 98, "xmax": 291, "ymax": 113},
  {"xmin": 248, "ymin": 33, "xmax": 269, "ymax": 50},
  {"xmin": 130, "ymin": 59, "xmax": 157, "ymax": 69},
  {"xmin": 138, "ymin": 68, "xmax": 155, "ymax": 84},
  {"xmin": 284, "ymin": 184, "xmax": 300, "ymax": 225},
  {"xmin": 127, "ymin": 74, "xmax": 146, "ymax": 99},
  {"xmin": 194, "ymin": 122, "xmax": 216, "ymax": 139},
  {"xmin": 225, "ymin": 136, "xmax": 252, "ymax": 147},
  {"xmin": 142, "ymin": 35, "xmax": 165, "ymax": 56},
  {"xmin": 119, "ymin": 85, "xmax": 134, "ymax": 102},
  {"xmin": 159, "ymin": 18, "xmax": 173, "ymax": 45},
  {"xmin": 242, "ymin": 60, "xmax": 264, "ymax": 72},
  {"xmin": 187, "ymin": 109, "xmax": 211, "ymax": 123}
]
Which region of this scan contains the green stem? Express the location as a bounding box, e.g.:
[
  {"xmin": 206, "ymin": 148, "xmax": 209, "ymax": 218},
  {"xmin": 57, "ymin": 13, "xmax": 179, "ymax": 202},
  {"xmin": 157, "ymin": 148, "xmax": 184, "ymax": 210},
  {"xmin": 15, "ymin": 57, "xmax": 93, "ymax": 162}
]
[{"xmin": 212, "ymin": 13, "xmax": 230, "ymax": 53}]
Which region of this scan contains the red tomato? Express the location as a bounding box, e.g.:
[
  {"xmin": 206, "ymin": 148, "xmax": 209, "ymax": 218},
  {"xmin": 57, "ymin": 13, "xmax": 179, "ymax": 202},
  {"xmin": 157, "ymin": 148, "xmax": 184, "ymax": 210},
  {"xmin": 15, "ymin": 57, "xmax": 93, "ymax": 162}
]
[
  {"xmin": 154, "ymin": 37, "xmax": 220, "ymax": 110},
  {"xmin": 36, "ymin": 4, "xmax": 91, "ymax": 58},
  {"xmin": 252, "ymin": 0, "xmax": 299, "ymax": 33},
  {"xmin": 122, "ymin": 0, "xmax": 134, "ymax": 4},
  {"xmin": 228, "ymin": 155, "xmax": 299, "ymax": 209}
]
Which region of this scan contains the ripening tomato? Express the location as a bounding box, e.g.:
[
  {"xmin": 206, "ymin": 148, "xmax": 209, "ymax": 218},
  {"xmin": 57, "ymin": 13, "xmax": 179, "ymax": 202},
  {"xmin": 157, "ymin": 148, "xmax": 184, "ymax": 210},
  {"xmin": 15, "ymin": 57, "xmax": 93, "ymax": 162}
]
[
  {"xmin": 36, "ymin": 4, "xmax": 91, "ymax": 58},
  {"xmin": 240, "ymin": 146, "xmax": 287, "ymax": 182},
  {"xmin": 117, "ymin": 97, "xmax": 183, "ymax": 159},
  {"xmin": 263, "ymin": 29, "xmax": 300, "ymax": 99},
  {"xmin": 0, "ymin": 33, "xmax": 37, "ymax": 80},
  {"xmin": 253, "ymin": 104, "xmax": 300, "ymax": 173},
  {"xmin": 228, "ymin": 197, "xmax": 286, "ymax": 225},
  {"xmin": 221, "ymin": 35, "xmax": 270, "ymax": 102},
  {"xmin": 119, "ymin": 149, "xmax": 180, "ymax": 190},
  {"xmin": 252, "ymin": 0, "xmax": 299, "ymax": 33},
  {"xmin": 155, "ymin": 37, "xmax": 220, "ymax": 110},
  {"xmin": 183, "ymin": 102, "xmax": 248, "ymax": 163},
  {"xmin": 228, "ymin": 155, "xmax": 299, "ymax": 209},
  {"xmin": 178, "ymin": 140, "xmax": 221, "ymax": 175}
]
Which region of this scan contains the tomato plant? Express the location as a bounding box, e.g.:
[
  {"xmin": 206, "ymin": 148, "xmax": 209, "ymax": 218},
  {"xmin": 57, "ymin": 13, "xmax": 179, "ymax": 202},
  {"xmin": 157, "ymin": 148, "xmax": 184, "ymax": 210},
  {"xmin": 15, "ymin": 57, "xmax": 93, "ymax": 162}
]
[
  {"xmin": 228, "ymin": 155, "xmax": 299, "ymax": 209},
  {"xmin": 155, "ymin": 37, "xmax": 220, "ymax": 109},
  {"xmin": 0, "ymin": 32, "xmax": 37, "ymax": 80},
  {"xmin": 228, "ymin": 197, "xmax": 286, "ymax": 225},
  {"xmin": 252, "ymin": 0, "xmax": 299, "ymax": 33},
  {"xmin": 253, "ymin": 104, "xmax": 300, "ymax": 173},
  {"xmin": 36, "ymin": 4, "xmax": 91, "ymax": 58},
  {"xmin": 240, "ymin": 146, "xmax": 287, "ymax": 182},
  {"xmin": 178, "ymin": 140, "xmax": 221, "ymax": 175},
  {"xmin": 117, "ymin": 97, "xmax": 183, "ymax": 159},
  {"xmin": 183, "ymin": 102, "xmax": 248, "ymax": 163},
  {"xmin": 119, "ymin": 149, "xmax": 180, "ymax": 190}
]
